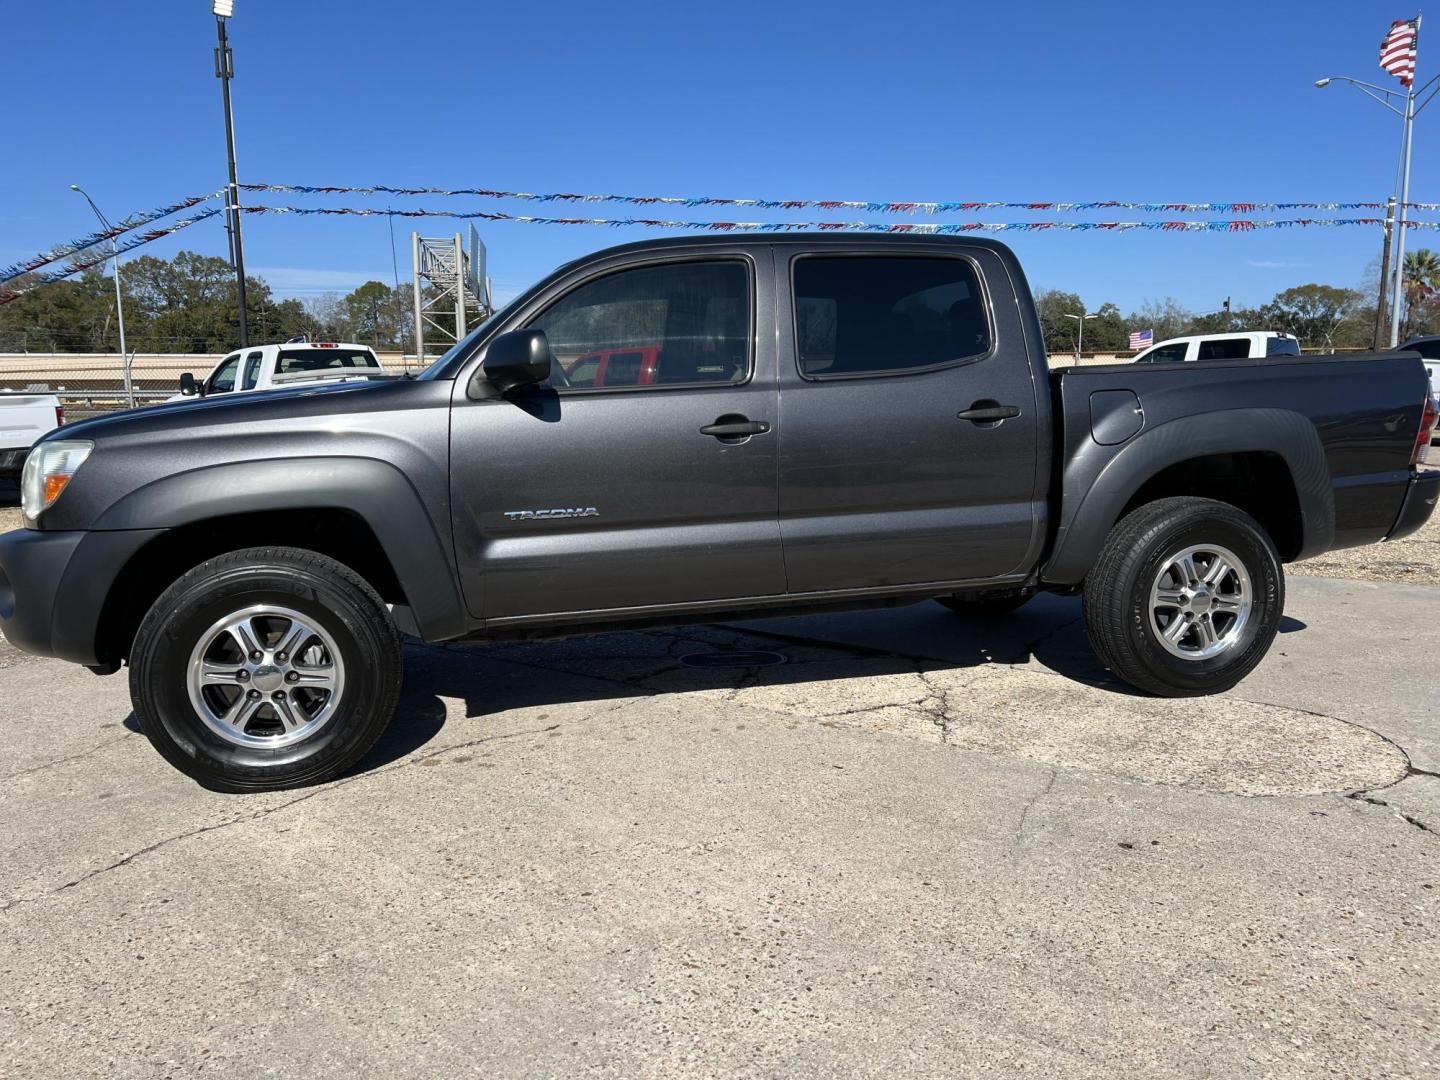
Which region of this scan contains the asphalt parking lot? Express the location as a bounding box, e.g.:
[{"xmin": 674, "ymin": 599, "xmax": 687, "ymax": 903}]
[{"xmin": 1, "ymin": 485, "xmax": 1438, "ymax": 1077}]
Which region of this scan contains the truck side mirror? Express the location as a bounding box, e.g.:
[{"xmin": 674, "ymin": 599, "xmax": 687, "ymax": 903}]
[
  {"xmin": 179, "ymin": 372, "xmax": 199, "ymax": 396},
  {"xmin": 473, "ymin": 329, "xmax": 554, "ymax": 397}
]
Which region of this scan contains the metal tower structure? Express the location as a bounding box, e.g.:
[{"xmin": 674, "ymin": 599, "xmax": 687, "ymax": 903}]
[{"xmin": 411, "ymin": 229, "xmax": 492, "ymax": 367}]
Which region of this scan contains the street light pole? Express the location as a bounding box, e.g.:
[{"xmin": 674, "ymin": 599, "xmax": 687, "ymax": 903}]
[
  {"xmin": 1063, "ymin": 310, "xmax": 1099, "ymax": 361},
  {"xmin": 70, "ymin": 185, "xmax": 133, "ymax": 408},
  {"xmin": 213, "ymin": 0, "xmax": 248, "ymax": 347},
  {"xmin": 1316, "ymin": 48, "xmax": 1440, "ymax": 347},
  {"xmin": 1392, "ymin": 64, "xmax": 1418, "ymax": 346}
]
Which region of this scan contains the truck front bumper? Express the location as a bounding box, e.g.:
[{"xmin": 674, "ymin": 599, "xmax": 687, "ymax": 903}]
[
  {"xmin": 0, "ymin": 526, "xmax": 164, "ymax": 669},
  {"xmin": 1385, "ymin": 468, "xmax": 1440, "ymax": 542},
  {"xmin": 0, "ymin": 448, "xmax": 27, "ymax": 474}
]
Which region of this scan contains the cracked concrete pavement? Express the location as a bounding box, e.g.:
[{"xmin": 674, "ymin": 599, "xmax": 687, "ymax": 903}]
[{"xmin": 0, "ymin": 571, "xmax": 1437, "ymax": 1077}]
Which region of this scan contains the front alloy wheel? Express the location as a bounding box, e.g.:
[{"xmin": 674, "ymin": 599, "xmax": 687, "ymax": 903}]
[
  {"xmin": 130, "ymin": 547, "xmax": 402, "ymax": 791},
  {"xmin": 187, "ymin": 606, "xmax": 346, "ymax": 748}
]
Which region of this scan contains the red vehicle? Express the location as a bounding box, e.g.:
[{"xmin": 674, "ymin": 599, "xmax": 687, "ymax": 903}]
[{"xmin": 564, "ymin": 346, "xmax": 662, "ymax": 387}]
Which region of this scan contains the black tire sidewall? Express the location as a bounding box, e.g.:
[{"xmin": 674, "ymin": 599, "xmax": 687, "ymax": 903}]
[
  {"xmin": 133, "ymin": 560, "xmax": 395, "ymax": 790},
  {"xmin": 1119, "ymin": 509, "xmax": 1282, "ymax": 693}
]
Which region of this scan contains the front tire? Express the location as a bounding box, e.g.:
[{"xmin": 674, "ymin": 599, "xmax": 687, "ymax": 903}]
[
  {"xmin": 1083, "ymin": 497, "xmax": 1283, "ymax": 697},
  {"xmin": 129, "ymin": 546, "xmax": 402, "ymax": 792}
]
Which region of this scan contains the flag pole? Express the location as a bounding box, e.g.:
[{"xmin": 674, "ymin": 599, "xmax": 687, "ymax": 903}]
[{"xmin": 1390, "ymin": 13, "xmax": 1421, "ymax": 348}]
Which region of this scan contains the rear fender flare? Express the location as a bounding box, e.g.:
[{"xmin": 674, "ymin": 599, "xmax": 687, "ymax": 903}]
[{"xmin": 1041, "ymin": 408, "xmax": 1333, "ymax": 585}]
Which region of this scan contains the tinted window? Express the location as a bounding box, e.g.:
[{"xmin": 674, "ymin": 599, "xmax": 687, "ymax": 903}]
[
  {"xmin": 793, "ymin": 256, "xmax": 990, "ymax": 377},
  {"xmin": 1265, "ymin": 337, "xmax": 1301, "ymax": 357},
  {"xmin": 1406, "ymin": 338, "xmax": 1440, "ymax": 359},
  {"xmin": 207, "ymin": 353, "xmax": 241, "ymax": 394},
  {"xmin": 276, "ymin": 348, "xmax": 379, "ymax": 373},
  {"xmin": 530, "ymin": 261, "xmax": 750, "ymax": 390},
  {"xmin": 1138, "ymin": 343, "xmax": 1188, "ymax": 364},
  {"xmin": 242, "ymin": 350, "xmax": 264, "ymax": 390},
  {"xmin": 1196, "ymin": 338, "xmax": 1253, "ymax": 361}
]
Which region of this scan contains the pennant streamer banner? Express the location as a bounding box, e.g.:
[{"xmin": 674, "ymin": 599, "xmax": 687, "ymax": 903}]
[
  {"xmin": 0, "ymin": 191, "xmax": 224, "ymax": 286},
  {"xmin": 242, "ymin": 181, "xmax": 1440, "ymax": 215},
  {"xmin": 238, "ymin": 204, "xmax": 1433, "ymax": 233},
  {"xmin": 0, "ymin": 208, "xmax": 225, "ymax": 306}
]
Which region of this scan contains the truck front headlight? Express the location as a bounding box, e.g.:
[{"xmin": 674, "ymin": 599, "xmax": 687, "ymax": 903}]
[{"xmin": 21, "ymin": 440, "xmax": 93, "ymax": 525}]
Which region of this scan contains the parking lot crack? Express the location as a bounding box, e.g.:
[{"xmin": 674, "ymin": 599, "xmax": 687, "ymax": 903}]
[
  {"xmin": 1343, "ymin": 792, "xmax": 1438, "ymax": 840},
  {"xmin": 0, "ymin": 704, "xmax": 631, "ymax": 915},
  {"xmin": 0, "ymin": 732, "xmax": 136, "ymax": 783},
  {"xmin": 1009, "ymin": 767, "xmax": 1059, "ymax": 863}
]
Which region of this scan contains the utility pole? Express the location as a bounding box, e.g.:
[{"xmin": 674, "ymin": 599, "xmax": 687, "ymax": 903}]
[
  {"xmin": 70, "ymin": 185, "xmax": 133, "ymax": 408},
  {"xmin": 1377, "ymin": 195, "xmax": 1396, "ymax": 350},
  {"xmin": 1222, "ymin": 296, "xmax": 1232, "ymax": 330},
  {"xmin": 213, "ymin": 1, "xmax": 248, "ymax": 347}
]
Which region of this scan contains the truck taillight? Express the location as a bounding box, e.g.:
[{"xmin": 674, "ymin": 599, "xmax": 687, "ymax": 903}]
[
  {"xmin": 1415, "ymin": 392, "xmax": 1438, "ymax": 466},
  {"xmin": 55, "ymin": 405, "xmax": 65, "ymax": 428}
]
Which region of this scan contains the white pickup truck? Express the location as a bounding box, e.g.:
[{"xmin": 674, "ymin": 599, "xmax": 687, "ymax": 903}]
[
  {"xmin": 1133, "ymin": 331, "xmax": 1301, "ymax": 364},
  {"xmin": 0, "ymin": 393, "xmax": 62, "ymax": 481},
  {"xmin": 171, "ymin": 342, "xmax": 388, "ymax": 402}
]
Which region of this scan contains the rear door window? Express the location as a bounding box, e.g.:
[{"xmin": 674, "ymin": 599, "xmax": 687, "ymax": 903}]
[
  {"xmin": 792, "ymin": 256, "xmax": 991, "ymax": 378},
  {"xmin": 241, "ymin": 350, "xmax": 264, "ymax": 390},
  {"xmin": 1196, "ymin": 338, "xmax": 1253, "ymax": 361}
]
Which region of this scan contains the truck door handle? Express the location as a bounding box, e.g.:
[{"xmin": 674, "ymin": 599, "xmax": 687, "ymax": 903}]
[
  {"xmin": 956, "ymin": 403, "xmax": 1021, "ymax": 423},
  {"xmin": 700, "ymin": 417, "xmax": 771, "ymax": 439}
]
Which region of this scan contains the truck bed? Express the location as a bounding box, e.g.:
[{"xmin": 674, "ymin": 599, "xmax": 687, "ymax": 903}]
[{"xmin": 1042, "ymin": 352, "xmax": 1431, "ymax": 583}]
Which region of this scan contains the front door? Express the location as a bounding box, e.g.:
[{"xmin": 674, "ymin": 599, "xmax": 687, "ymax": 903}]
[
  {"xmin": 774, "ymin": 246, "xmax": 1044, "ymax": 593},
  {"xmin": 450, "ymin": 253, "xmax": 785, "ymax": 621}
]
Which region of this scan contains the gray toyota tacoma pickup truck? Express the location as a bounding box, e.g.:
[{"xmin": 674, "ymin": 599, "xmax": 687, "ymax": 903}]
[{"xmin": 3, "ymin": 235, "xmax": 1437, "ymax": 791}]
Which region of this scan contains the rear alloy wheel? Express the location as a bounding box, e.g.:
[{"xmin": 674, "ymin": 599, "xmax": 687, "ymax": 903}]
[
  {"xmin": 130, "ymin": 547, "xmax": 402, "ymax": 792},
  {"xmin": 1083, "ymin": 497, "xmax": 1283, "ymax": 696}
]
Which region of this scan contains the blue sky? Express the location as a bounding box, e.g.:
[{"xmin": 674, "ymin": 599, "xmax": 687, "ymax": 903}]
[{"xmin": 2, "ymin": 0, "xmax": 1435, "ymax": 313}]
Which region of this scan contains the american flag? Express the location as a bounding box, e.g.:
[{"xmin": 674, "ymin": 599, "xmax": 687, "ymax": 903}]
[
  {"xmin": 1129, "ymin": 329, "xmax": 1153, "ymax": 351},
  {"xmin": 1381, "ymin": 18, "xmax": 1419, "ymax": 87}
]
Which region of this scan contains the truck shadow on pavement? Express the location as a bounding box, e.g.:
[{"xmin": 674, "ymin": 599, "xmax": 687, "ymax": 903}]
[{"xmin": 351, "ymin": 594, "xmax": 1138, "ymax": 771}]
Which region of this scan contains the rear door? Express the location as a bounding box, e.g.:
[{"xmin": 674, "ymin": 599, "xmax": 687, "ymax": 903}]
[
  {"xmin": 774, "ymin": 245, "xmax": 1044, "ymax": 593},
  {"xmin": 449, "ymin": 250, "xmax": 786, "ymax": 620}
]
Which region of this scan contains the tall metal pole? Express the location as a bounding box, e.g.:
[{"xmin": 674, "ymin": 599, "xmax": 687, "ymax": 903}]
[
  {"xmin": 72, "ymin": 186, "xmax": 133, "ymax": 408},
  {"xmin": 215, "ymin": 14, "xmax": 248, "ymax": 347},
  {"xmin": 411, "ymin": 232, "xmax": 425, "ymax": 366},
  {"xmin": 1377, "ymin": 195, "xmax": 1396, "ymax": 350},
  {"xmin": 453, "ymin": 233, "xmax": 467, "ymax": 340},
  {"xmin": 1390, "ymin": 14, "xmax": 1421, "ymax": 349}
]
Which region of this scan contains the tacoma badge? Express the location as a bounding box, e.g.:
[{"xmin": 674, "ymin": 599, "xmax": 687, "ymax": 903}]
[{"xmin": 503, "ymin": 507, "xmax": 600, "ymax": 521}]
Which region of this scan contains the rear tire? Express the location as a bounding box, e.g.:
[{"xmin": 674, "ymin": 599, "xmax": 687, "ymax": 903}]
[
  {"xmin": 1083, "ymin": 497, "xmax": 1283, "ymax": 697},
  {"xmin": 129, "ymin": 546, "xmax": 402, "ymax": 792}
]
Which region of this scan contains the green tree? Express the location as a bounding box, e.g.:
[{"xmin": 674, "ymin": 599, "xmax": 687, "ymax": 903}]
[
  {"xmin": 1127, "ymin": 297, "xmax": 1192, "ymax": 342},
  {"xmin": 1033, "ymin": 289, "xmax": 1085, "ymax": 354},
  {"xmin": 1400, "ymin": 248, "xmax": 1440, "ymax": 339},
  {"xmin": 1258, "ymin": 284, "xmax": 1362, "ymax": 351}
]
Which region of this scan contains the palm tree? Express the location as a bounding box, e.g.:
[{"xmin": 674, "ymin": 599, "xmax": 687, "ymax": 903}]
[{"xmin": 1400, "ymin": 248, "xmax": 1440, "ymax": 339}]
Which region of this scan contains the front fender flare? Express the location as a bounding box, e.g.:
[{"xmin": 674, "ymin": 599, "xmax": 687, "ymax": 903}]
[
  {"xmin": 1041, "ymin": 408, "xmax": 1333, "ymax": 585},
  {"xmin": 93, "ymin": 456, "xmax": 468, "ymax": 641}
]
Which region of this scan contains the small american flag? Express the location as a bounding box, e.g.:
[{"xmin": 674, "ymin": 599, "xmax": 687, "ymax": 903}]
[
  {"xmin": 1381, "ymin": 17, "xmax": 1419, "ymax": 87},
  {"xmin": 1129, "ymin": 329, "xmax": 1153, "ymax": 350}
]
